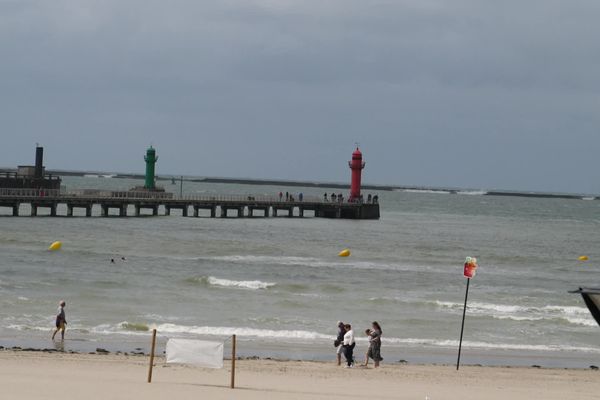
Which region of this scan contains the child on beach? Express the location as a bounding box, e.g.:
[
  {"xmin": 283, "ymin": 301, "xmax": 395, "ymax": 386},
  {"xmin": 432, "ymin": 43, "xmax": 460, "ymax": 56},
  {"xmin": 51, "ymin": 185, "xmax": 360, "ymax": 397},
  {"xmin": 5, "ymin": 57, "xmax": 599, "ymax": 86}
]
[
  {"xmin": 51, "ymin": 300, "xmax": 67, "ymax": 341},
  {"xmin": 362, "ymin": 329, "xmax": 372, "ymax": 367}
]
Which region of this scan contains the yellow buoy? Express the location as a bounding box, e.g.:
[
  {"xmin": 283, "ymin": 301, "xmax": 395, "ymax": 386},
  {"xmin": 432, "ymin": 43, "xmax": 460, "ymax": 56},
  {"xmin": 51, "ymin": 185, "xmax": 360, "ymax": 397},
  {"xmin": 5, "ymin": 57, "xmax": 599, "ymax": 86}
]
[
  {"xmin": 338, "ymin": 249, "xmax": 350, "ymax": 257},
  {"xmin": 578, "ymin": 256, "xmax": 589, "ymax": 261},
  {"xmin": 48, "ymin": 241, "xmax": 62, "ymax": 251}
]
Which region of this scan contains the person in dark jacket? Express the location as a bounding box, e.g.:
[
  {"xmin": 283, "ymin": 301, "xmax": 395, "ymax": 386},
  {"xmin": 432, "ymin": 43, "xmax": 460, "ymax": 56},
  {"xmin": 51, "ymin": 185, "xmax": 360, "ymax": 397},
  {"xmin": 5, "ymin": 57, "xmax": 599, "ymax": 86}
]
[{"xmin": 335, "ymin": 321, "xmax": 346, "ymax": 366}]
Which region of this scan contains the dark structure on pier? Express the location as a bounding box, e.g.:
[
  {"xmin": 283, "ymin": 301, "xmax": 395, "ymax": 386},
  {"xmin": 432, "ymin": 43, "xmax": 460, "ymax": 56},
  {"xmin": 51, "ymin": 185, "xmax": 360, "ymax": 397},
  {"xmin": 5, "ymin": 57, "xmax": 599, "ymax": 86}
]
[{"xmin": 0, "ymin": 146, "xmax": 61, "ymax": 190}]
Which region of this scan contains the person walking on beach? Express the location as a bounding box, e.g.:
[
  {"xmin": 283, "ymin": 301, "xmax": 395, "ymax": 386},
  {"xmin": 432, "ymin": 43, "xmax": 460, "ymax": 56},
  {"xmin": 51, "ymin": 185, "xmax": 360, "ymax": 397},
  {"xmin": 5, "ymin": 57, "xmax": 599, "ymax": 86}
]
[
  {"xmin": 342, "ymin": 323, "xmax": 355, "ymax": 368},
  {"xmin": 51, "ymin": 300, "xmax": 67, "ymax": 341},
  {"xmin": 362, "ymin": 321, "xmax": 383, "ymax": 368},
  {"xmin": 335, "ymin": 321, "xmax": 346, "ymax": 366}
]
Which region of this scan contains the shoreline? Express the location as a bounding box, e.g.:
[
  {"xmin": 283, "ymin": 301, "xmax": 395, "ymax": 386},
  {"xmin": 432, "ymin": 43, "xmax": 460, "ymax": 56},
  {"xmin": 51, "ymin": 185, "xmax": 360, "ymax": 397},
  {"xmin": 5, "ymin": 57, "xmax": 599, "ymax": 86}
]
[
  {"xmin": 2, "ymin": 336, "xmax": 599, "ymax": 370},
  {"xmin": 2, "ymin": 350, "xmax": 600, "ymax": 400}
]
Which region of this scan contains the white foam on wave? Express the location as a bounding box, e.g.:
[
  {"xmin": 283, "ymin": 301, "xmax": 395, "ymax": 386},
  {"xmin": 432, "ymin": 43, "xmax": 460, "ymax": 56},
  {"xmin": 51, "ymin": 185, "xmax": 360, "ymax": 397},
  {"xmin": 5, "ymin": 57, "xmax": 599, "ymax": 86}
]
[
  {"xmin": 402, "ymin": 189, "xmax": 451, "ymax": 194},
  {"xmin": 89, "ymin": 323, "xmax": 600, "ymax": 354},
  {"xmin": 155, "ymin": 324, "xmax": 332, "ymax": 340},
  {"xmin": 389, "ymin": 337, "xmax": 600, "ymax": 353},
  {"xmin": 457, "ymin": 190, "xmax": 488, "ymax": 195},
  {"xmin": 199, "ymin": 255, "xmax": 424, "ymax": 273},
  {"xmin": 434, "ymin": 301, "xmax": 597, "ymax": 326},
  {"xmin": 207, "ymin": 276, "xmax": 275, "ymax": 290}
]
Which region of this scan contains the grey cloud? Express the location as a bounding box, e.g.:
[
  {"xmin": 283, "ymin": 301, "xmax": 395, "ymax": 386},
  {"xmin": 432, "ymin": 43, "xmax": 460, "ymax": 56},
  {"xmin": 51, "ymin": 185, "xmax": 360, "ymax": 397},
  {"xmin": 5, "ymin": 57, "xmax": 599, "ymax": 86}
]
[{"xmin": 1, "ymin": 1, "xmax": 599, "ymax": 193}]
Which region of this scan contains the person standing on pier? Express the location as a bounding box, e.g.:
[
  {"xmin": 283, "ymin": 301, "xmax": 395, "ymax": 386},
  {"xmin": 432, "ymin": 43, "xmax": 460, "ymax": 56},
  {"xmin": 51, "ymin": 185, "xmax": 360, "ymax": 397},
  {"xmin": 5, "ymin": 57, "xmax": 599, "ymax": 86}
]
[
  {"xmin": 51, "ymin": 300, "xmax": 67, "ymax": 341},
  {"xmin": 279, "ymin": 192, "xmax": 283, "ymax": 201}
]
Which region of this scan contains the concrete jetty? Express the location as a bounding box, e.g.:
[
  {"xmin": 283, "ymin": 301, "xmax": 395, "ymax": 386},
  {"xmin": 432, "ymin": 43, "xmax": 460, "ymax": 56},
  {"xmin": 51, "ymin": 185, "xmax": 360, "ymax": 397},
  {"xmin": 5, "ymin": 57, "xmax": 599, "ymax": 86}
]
[{"xmin": 0, "ymin": 189, "xmax": 380, "ymax": 219}]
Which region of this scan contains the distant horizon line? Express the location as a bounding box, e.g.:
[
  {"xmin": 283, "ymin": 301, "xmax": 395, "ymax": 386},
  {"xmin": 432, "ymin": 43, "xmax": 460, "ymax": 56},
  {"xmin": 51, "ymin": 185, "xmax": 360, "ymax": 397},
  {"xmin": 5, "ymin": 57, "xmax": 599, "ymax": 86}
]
[{"xmin": 0, "ymin": 166, "xmax": 596, "ymax": 200}]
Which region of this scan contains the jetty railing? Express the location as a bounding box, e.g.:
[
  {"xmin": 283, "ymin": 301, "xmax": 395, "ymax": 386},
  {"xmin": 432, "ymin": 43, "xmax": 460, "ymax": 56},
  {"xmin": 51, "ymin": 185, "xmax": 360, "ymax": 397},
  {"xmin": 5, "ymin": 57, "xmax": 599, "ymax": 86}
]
[
  {"xmin": 0, "ymin": 188, "xmax": 61, "ymax": 197},
  {"xmin": 0, "ymin": 188, "xmax": 378, "ymax": 205}
]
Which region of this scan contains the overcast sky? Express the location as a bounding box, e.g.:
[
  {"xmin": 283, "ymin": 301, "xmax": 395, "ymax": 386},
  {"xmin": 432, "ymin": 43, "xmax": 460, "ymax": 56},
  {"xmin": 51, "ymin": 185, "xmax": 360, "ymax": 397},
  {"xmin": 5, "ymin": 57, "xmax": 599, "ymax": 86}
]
[{"xmin": 1, "ymin": 1, "xmax": 599, "ymax": 193}]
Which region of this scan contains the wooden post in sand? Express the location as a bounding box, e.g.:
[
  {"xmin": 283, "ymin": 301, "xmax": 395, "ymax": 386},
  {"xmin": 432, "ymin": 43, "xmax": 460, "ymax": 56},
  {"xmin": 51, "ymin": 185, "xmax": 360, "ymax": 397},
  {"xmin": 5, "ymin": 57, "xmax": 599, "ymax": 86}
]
[
  {"xmin": 456, "ymin": 278, "xmax": 470, "ymax": 371},
  {"xmin": 147, "ymin": 329, "xmax": 157, "ymax": 383},
  {"xmin": 230, "ymin": 334, "xmax": 236, "ymax": 389}
]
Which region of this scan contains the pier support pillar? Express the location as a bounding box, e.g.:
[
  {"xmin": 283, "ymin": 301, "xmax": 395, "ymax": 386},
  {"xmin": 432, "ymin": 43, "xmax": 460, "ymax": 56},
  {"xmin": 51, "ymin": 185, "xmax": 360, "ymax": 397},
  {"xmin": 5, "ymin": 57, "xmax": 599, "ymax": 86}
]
[
  {"xmin": 288, "ymin": 208, "xmax": 293, "ymax": 218},
  {"xmin": 264, "ymin": 207, "xmax": 270, "ymax": 217},
  {"xmin": 238, "ymin": 207, "xmax": 244, "ymax": 217},
  {"xmin": 86, "ymin": 206, "xmax": 92, "ymax": 217},
  {"xmin": 335, "ymin": 208, "xmax": 341, "ymax": 218},
  {"xmin": 134, "ymin": 205, "xmax": 140, "ymax": 217},
  {"xmin": 31, "ymin": 205, "xmax": 37, "ymax": 217},
  {"xmin": 248, "ymin": 208, "xmax": 254, "ymax": 217},
  {"xmin": 50, "ymin": 204, "xmax": 57, "ymax": 217},
  {"xmin": 221, "ymin": 207, "xmax": 227, "ymax": 218},
  {"xmin": 210, "ymin": 207, "xmax": 216, "ymax": 218},
  {"xmin": 152, "ymin": 206, "xmax": 158, "ymax": 216},
  {"xmin": 12, "ymin": 204, "xmax": 19, "ymax": 216},
  {"xmin": 182, "ymin": 207, "xmax": 188, "ymax": 217},
  {"xmin": 165, "ymin": 206, "xmax": 171, "ymax": 216},
  {"xmin": 193, "ymin": 207, "xmax": 199, "ymax": 217},
  {"xmin": 67, "ymin": 205, "xmax": 73, "ymax": 217},
  {"xmin": 119, "ymin": 205, "xmax": 127, "ymax": 217},
  {"xmin": 299, "ymin": 208, "xmax": 304, "ymax": 218},
  {"xmin": 273, "ymin": 208, "xmax": 278, "ymax": 217},
  {"xmin": 101, "ymin": 205, "xmax": 109, "ymax": 217}
]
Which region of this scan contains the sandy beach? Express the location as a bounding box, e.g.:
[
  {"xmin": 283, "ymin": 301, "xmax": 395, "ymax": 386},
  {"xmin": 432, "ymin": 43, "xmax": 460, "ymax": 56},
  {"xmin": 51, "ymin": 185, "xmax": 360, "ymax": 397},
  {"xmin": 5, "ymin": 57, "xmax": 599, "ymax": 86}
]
[{"xmin": 2, "ymin": 350, "xmax": 599, "ymax": 400}]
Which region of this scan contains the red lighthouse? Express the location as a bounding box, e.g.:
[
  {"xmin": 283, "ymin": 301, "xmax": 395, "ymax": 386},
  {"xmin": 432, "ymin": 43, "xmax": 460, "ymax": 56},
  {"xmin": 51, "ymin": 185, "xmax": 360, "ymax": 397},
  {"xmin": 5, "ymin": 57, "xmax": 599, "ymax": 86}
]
[{"xmin": 348, "ymin": 147, "xmax": 365, "ymax": 201}]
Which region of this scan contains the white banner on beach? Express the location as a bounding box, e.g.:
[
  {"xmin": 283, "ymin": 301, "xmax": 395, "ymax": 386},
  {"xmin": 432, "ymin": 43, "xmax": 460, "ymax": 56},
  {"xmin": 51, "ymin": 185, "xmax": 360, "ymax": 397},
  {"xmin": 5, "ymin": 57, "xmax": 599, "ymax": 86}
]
[{"xmin": 166, "ymin": 339, "xmax": 224, "ymax": 369}]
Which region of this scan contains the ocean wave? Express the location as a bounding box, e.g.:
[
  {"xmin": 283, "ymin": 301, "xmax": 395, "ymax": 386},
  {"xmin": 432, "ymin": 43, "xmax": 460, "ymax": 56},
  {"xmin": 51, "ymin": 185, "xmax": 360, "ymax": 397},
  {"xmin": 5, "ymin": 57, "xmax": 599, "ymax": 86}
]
[
  {"xmin": 401, "ymin": 189, "xmax": 451, "ymax": 194},
  {"xmin": 6, "ymin": 321, "xmax": 599, "ymax": 354},
  {"xmin": 186, "ymin": 275, "xmax": 275, "ymax": 290},
  {"xmin": 457, "ymin": 190, "xmax": 488, "ymax": 195},
  {"xmin": 434, "ymin": 301, "xmax": 596, "ymax": 326},
  {"xmin": 100, "ymin": 323, "xmax": 600, "ymax": 353},
  {"xmin": 387, "ymin": 337, "xmax": 600, "ymax": 353},
  {"xmin": 120, "ymin": 322, "xmax": 150, "ymax": 332},
  {"xmin": 197, "ymin": 255, "xmax": 429, "ymax": 273},
  {"xmin": 154, "ymin": 324, "xmax": 332, "ymax": 340}
]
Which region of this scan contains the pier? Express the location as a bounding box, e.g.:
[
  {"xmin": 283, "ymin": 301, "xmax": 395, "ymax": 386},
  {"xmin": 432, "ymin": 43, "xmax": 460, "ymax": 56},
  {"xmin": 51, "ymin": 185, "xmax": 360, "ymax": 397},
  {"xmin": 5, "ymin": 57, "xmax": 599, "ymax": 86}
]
[{"xmin": 0, "ymin": 189, "xmax": 380, "ymax": 219}]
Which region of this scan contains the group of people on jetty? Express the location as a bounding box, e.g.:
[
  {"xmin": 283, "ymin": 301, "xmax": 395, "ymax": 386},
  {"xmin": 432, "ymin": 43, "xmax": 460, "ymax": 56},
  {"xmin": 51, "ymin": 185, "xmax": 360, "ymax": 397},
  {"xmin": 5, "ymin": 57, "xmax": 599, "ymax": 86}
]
[{"xmin": 335, "ymin": 321, "xmax": 383, "ymax": 368}]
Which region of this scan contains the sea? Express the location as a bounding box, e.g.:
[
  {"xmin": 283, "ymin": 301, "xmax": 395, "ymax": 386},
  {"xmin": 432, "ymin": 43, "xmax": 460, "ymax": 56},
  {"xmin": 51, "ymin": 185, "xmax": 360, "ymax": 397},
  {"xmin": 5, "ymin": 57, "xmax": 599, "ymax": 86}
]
[{"xmin": 1, "ymin": 176, "xmax": 599, "ymax": 368}]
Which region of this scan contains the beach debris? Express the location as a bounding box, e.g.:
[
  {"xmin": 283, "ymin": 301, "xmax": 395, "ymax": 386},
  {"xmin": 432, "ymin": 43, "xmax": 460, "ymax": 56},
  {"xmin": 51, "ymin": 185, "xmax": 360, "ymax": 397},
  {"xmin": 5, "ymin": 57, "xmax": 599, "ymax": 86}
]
[
  {"xmin": 578, "ymin": 256, "xmax": 589, "ymax": 261},
  {"xmin": 48, "ymin": 241, "xmax": 62, "ymax": 251},
  {"xmin": 590, "ymin": 365, "xmax": 599, "ymax": 370},
  {"xmin": 96, "ymin": 348, "xmax": 110, "ymax": 354},
  {"xmin": 338, "ymin": 249, "xmax": 351, "ymax": 257}
]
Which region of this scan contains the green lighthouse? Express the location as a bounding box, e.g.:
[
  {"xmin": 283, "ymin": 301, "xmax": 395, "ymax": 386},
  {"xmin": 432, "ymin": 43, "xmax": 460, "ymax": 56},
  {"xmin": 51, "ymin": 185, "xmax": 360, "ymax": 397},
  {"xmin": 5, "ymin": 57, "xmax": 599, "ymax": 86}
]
[{"xmin": 144, "ymin": 146, "xmax": 158, "ymax": 190}]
